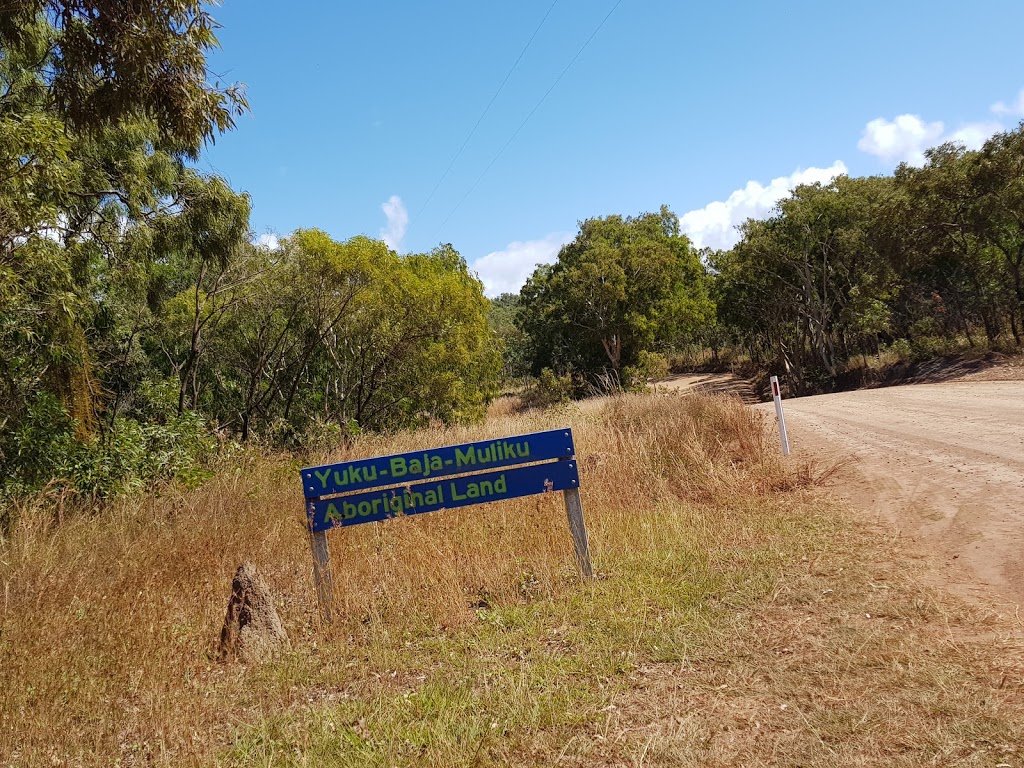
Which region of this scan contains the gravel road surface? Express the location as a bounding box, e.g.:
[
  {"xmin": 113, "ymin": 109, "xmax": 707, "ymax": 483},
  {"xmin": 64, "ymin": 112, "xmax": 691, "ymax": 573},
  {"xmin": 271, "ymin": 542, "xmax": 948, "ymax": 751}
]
[{"xmin": 760, "ymin": 382, "xmax": 1024, "ymax": 607}]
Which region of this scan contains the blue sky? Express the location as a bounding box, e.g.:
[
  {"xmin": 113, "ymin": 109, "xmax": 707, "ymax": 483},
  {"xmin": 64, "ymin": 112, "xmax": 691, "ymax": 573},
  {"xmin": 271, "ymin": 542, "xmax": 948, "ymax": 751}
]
[{"xmin": 202, "ymin": 0, "xmax": 1024, "ymax": 295}]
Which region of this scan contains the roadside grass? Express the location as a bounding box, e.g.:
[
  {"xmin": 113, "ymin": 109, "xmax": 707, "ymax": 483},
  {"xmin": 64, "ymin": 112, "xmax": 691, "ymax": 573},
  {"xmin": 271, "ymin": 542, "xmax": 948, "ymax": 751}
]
[{"xmin": 2, "ymin": 393, "xmax": 1022, "ymax": 766}]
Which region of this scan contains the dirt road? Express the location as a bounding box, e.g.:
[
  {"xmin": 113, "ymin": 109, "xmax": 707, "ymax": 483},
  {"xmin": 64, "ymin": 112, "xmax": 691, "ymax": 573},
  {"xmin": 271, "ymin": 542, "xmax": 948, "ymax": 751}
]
[
  {"xmin": 653, "ymin": 372, "xmax": 759, "ymax": 402},
  {"xmin": 758, "ymin": 382, "xmax": 1024, "ymax": 607}
]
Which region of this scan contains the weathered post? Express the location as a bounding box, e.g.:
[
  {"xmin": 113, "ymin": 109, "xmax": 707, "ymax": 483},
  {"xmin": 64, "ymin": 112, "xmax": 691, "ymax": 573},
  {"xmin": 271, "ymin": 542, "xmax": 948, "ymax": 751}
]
[
  {"xmin": 562, "ymin": 486, "xmax": 593, "ymax": 578},
  {"xmin": 307, "ymin": 500, "xmax": 335, "ymax": 624},
  {"xmin": 770, "ymin": 375, "xmax": 791, "ymax": 456}
]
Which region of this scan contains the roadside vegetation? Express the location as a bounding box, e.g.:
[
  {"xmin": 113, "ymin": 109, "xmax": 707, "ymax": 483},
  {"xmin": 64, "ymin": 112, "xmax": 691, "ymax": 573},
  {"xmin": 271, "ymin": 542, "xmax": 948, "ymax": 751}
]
[
  {"xmin": 1, "ymin": 3, "xmax": 499, "ymax": 507},
  {"xmin": 3, "ymin": 393, "xmax": 1022, "ymax": 765},
  {"xmin": 503, "ymin": 129, "xmax": 1024, "ymax": 399}
]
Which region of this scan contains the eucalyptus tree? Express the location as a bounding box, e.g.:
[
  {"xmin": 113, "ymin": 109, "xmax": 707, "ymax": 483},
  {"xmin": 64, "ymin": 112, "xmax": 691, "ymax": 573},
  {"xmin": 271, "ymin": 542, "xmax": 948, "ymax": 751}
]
[
  {"xmin": 0, "ymin": 0, "xmax": 250, "ymax": 497},
  {"xmin": 197, "ymin": 232, "xmax": 502, "ymax": 441},
  {"xmin": 518, "ymin": 206, "xmax": 710, "ymax": 384},
  {"xmin": 324, "ymin": 241, "xmax": 500, "ymax": 431},
  {"xmin": 972, "ymin": 124, "xmax": 1024, "ymax": 340},
  {"xmin": 487, "ymin": 293, "xmax": 531, "ymax": 380},
  {"xmin": 713, "ymin": 176, "xmax": 894, "ymax": 389},
  {"xmin": 892, "ymin": 145, "xmax": 999, "ymax": 343},
  {"xmin": 0, "ymin": 0, "xmax": 247, "ymax": 150}
]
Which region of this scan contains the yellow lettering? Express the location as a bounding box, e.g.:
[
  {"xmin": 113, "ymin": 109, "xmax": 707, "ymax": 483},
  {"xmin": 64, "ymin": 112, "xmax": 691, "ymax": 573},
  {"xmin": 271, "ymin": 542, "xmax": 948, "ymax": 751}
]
[
  {"xmin": 455, "ymin": 446, "xmax": 476, "ymax": 467},
  {"xmin": 324, "ymin": 503, "xmax": 342, "ymax": 524}
]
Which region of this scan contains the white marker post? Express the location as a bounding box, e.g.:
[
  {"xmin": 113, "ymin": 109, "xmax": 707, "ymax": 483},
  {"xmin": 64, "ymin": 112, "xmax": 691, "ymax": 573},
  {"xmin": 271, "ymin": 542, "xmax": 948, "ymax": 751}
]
[{"xmin": 769, "ymin": 375, "xmax": 791, "ymax": 456}]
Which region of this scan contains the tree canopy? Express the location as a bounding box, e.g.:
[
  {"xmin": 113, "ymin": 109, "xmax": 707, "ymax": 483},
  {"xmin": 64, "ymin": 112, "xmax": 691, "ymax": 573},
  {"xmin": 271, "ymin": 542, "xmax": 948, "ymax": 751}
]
[
  {"xmin": 710, "ymin": 124, "xmax": 1024, "ymax": 392},
  {"xmin": 517, "ymin": 206, "xmax": 712, "ymax": 386},
  {"xmin": 0, "ymin": 1, "xmax": 500, "ymax": 503},
  {"xmin": 3, "ymin": 0, "xmax": 1024, "ymax": 505},
  {"xmin": 0, "ymin": 0, "xmax": 247, "ymax": 152}
]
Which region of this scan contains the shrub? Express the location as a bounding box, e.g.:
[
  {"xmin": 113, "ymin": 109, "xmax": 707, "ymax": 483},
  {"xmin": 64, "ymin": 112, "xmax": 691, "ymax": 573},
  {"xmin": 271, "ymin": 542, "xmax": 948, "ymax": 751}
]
[
  {"xmin": 1, "ymin": 393, "xmax": 214, "ymax": 503},
  {"xmin": 623, "ymin": 351, "xmax": 670, "ymax": 391},
  {"xmin": 520, "ymin": 368, "xmax": 574, "ymax": 410},
  {"xmin": 881, "ymin": 338, "xmax": 913, "ymax": 362}
]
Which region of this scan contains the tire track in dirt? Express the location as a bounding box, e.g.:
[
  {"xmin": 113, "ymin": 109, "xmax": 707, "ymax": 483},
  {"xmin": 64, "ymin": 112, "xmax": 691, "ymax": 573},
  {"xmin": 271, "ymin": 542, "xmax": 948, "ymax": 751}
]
[{"xmin": 757, "ymin": 382, "xmax": 1024, "ymax": 607}]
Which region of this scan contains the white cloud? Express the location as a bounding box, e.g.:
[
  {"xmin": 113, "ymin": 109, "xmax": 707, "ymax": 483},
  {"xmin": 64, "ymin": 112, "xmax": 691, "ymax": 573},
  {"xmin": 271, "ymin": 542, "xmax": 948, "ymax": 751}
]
[
  {"xmin": 948, "ymin": 121, "xmax": 1004, "ymax": 150},
  {"xmin": 992, "ymin": 89, "xmax": 1024, "ymax": 117},
  {"xmin": 679, "ymin": 162, "xmax": 848, "ymax": 251},
  {"xmin": 858, "ymin": 106, "xmax": 1012, "ymax": 166},
  {"xmin": 471, "ymin": 232, "xmax": 574, "ymax": 297},
  {"xmin": 379, "ymin": 195, "xmax": 409, "ymax": 252},
  {"xmin": 857, "ymin": 115, "xmax": 945, "ymax": 166},
  {"xmin": 255, "ymin": 232, "xmax": 280, "ymax": 250}
]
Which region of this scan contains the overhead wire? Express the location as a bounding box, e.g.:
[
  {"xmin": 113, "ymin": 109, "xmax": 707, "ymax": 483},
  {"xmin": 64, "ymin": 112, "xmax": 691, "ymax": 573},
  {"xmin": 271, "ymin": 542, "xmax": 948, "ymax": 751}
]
[
  {"xmin": 411, "ymin": 0, "xmax": 561, "ymax": 226},
  {"xmin": 435, "ymin": 0, "xmax": 624, "ymax": 237}
]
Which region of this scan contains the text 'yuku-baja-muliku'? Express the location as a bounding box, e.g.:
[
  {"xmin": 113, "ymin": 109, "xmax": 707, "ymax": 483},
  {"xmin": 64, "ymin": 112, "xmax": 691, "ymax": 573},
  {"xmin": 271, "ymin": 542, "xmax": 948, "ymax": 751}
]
[{"xmin": 301, "ymin": 429, "xmax": 575, "ymax": 498}]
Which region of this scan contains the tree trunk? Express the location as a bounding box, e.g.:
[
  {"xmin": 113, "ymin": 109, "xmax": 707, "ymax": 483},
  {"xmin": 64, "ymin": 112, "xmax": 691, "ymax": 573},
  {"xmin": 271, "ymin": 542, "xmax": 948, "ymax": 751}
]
[{"xmin": 600, "ymin": 334, "xmax": 622, "ymax": 377}]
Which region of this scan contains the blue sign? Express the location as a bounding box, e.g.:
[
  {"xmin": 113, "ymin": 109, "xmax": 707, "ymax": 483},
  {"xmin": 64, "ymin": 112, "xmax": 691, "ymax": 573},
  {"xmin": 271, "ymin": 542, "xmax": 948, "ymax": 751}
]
[
  {"xmin": 300, "ymin": 429, "xmax": 575, "ymax": 499},
  {"xmin": 306, "ymin": 460, "xmax": 579, "ymax": 533},
  {"xmin": 299, "ymin": 426, "xmax": 592, "ymax": 612}
]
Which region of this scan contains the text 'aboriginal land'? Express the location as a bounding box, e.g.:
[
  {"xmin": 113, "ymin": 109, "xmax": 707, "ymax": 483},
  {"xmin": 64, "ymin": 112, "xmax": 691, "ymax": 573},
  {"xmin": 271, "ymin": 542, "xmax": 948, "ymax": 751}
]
[{"xmin": 306, "ymin": 460, "xmax": 579, "ymax": 533}]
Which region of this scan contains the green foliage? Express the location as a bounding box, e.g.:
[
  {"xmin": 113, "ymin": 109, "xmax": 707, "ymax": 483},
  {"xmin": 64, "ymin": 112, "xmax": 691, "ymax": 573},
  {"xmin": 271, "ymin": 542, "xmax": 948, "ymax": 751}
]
[
  {"xmin": 3, "ymin": 392, "xmax": 213, "ymax": 499},
  {"xmin": 711, "ymin": 126, "xmax": 1024, "ymax": 391},
  {"xmin": 520, "ymin": 368, "xmax": 574, "ymax": 410},
  {"xmin": 0, "ymin": 0, "xmax": 248, "ymax": 153},
  {"xmin": 518, "ymin": 206, "xmax": 712, "ymax": 385},
  {"xmin": 5, "ymin": 0, "xmax": 1023, "ymax": 504},
  {"xmin": 623, "ymin": 350, "xmax": 670, "ymax": 391},
  {"xmin": 187, "ymin": 232, "xmax": 501, "ymax": 441},
  {"xmin": 488, "ymin": 293, "xmax": 532, "ymax": 380},
  {"xmin": 0, "ymin": 2, "xmax": 500, "ymax": 505},
  {"xmin": 882, "ymin": 338, "xmax": 913, "ymax": 362}
]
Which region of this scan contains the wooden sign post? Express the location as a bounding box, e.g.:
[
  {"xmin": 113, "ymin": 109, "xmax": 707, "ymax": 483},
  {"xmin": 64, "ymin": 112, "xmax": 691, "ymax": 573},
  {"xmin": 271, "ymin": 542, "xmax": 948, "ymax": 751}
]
[{"xmin": 299, "ymin": 428, "xmax": 592, "ymax": 623}]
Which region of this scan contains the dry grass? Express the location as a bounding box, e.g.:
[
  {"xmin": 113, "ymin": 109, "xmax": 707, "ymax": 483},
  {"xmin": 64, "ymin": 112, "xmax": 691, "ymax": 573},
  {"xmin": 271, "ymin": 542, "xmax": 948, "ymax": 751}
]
[
  {"xmin": 594, "ymin": 506, "xmax": 1024, "ymax": 766},
  {"xmin": 1, "ymin": 392, "xmax": 1022, "ymax": 766}
]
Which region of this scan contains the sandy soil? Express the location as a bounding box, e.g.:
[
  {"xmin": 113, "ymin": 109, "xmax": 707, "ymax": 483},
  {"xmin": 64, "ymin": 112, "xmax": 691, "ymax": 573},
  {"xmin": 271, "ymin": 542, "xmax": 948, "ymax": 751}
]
[
  {"xmin": 653, "ymin": 372, "xmax": 759, "ymax": 403},
  {"xmin": 755, "ymin": 382, "xmax": 1024, "ymax": 609}
]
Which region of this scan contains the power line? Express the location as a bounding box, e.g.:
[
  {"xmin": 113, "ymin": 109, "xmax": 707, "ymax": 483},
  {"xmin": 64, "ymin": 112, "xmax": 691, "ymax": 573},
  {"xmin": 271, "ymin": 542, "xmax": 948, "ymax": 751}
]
[
  {"xmin": 436, "ymin": 0, "xmax": 624, "ymax": 236},
  {"xmin": 411, "ymin": 0, "xmax": 561, "ymax": 226}
]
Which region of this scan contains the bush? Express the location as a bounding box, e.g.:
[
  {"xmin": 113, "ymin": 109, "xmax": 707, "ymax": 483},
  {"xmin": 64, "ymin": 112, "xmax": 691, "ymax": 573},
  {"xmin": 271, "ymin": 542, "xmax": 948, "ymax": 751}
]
[
  {"xmin": 623, "ymin": 351, "xmax": 670, "ymax": 391},
  {"xmin": 3, "ymin": 394, "xmax": 85, "ymax": 496},
  {"xmin": 301, "ymin": 417, "xmax": 361, "ymax": 455},
  {"xmin": 520, "ymin": 368, "xmax": 573, "ymax": 410},
  {"xmin": 1, "ymin": 393, "xmax": 215, "ymax": 502},
  {"xmin": 881, "ymin": 338, "xmax": 913, "ymax": 363}
]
